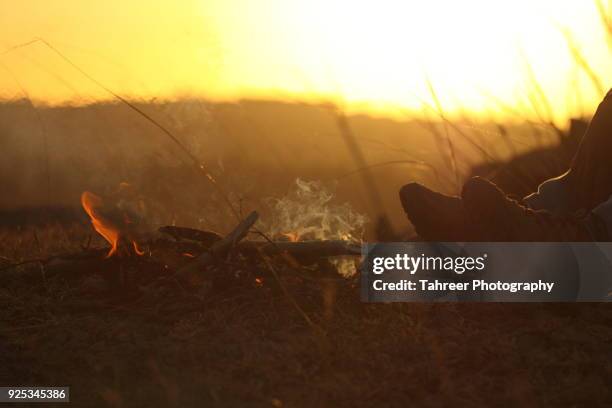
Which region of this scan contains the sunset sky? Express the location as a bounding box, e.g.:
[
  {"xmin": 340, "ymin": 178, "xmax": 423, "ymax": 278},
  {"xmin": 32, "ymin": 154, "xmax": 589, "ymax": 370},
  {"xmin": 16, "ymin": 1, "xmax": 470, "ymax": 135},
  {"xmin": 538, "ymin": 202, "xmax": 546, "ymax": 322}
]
[{"xmin": 0, "ymin": 0, "xmax": 610, "ymax": 122}]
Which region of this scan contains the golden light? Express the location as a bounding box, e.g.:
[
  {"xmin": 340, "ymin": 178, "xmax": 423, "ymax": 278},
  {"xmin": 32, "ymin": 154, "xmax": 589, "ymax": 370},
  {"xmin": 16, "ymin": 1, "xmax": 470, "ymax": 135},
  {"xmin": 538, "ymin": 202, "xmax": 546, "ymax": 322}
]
[
  {"xmin": 0, "ymin": 0, "xmax": 609, "ymax": 121},
  {"xmin": 221, "ymin": 0, "xmax": 610, "ymax": 121}
]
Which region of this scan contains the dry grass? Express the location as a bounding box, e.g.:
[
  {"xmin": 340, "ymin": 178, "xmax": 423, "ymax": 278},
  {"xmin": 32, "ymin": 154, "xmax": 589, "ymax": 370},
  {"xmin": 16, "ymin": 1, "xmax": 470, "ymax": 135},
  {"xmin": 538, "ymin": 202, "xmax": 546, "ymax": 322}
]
[{"xmin": 0, "ymin": 224, "xmax": 610, "ymax": 407}]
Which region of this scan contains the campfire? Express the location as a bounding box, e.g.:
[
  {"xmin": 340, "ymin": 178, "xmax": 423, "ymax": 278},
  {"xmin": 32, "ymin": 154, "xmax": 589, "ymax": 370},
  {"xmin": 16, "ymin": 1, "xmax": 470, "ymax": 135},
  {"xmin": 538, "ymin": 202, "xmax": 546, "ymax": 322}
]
[
  {"xmin": 0, "ymin": 177, "xmax": 364, "ymax": 338},
  {"xmin": 69, "ymin": 180, "xmax": 364, "ymax": 296}
]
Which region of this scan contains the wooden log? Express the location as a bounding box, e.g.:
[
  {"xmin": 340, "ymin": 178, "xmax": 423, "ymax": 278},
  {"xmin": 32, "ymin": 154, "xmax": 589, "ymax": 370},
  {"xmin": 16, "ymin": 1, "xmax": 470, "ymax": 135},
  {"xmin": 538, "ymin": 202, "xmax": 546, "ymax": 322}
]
[
  {"xmin": 176, "ymin": 211, "xmax": 259, "ymax": 283},
  {"xmin": 158, "ymin": 224, "xmax": 361, "ymax": 257},
  {"xmin": 238, "ymin": 240, "xmax": 361, "ymax": 257},
  {"xmin": 158, "ymin": 226, "xmax": 222, "ymax": 245}
]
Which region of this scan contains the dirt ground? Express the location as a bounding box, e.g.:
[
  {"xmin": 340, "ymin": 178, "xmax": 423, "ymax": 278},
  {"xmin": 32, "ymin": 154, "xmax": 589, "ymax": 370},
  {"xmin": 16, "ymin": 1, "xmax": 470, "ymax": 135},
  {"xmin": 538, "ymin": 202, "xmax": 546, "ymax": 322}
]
[{"xmin": 0, "ymin": 224, "xmax": 610, "ymax": 408}]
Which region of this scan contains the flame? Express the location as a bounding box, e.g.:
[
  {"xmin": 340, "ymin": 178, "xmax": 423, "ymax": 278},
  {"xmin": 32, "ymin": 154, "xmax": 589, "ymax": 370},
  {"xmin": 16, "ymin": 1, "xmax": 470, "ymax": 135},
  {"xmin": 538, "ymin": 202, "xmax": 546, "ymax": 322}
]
[
  {"xmin": 81, "ymin": 192, "xmax": 119, "ymax": 257},
  {"xmin": 133, "ymin": 242, "xmax": 145, "ymax": 256},
  {"xmin": 81, "ymin": 191, "xmax": 143, "ymax": 258},
  {"xmin": 282, "ymin": 232, "xmax": 300, "ymax": 242}
]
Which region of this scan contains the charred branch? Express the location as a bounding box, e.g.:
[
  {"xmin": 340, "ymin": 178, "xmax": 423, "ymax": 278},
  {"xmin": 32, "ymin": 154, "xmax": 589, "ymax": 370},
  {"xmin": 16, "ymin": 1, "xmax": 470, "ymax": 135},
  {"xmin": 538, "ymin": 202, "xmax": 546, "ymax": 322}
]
[{"xmin": 176, "ymin": 211, "xmax": 259, "ymax": 282}]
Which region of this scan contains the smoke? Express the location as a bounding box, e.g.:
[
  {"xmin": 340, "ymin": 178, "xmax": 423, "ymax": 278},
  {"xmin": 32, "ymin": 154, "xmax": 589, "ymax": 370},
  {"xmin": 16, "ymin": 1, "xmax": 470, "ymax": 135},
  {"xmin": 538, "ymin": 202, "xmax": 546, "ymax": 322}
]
[{"xmin": 263, "ymin": 178, "xmax": 367, "ymax": 277}]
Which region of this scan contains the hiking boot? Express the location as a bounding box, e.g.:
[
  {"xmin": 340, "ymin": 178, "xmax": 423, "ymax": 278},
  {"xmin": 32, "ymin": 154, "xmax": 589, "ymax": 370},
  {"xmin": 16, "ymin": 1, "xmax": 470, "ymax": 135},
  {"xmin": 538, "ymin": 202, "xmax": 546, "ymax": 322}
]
[
  {"xmin": 461, "ymin": 177, "xmax": 602, "ymax": 241},
  {"xmin": 399, "ymin": 182, "xmax": 469, "ymax": 241}
]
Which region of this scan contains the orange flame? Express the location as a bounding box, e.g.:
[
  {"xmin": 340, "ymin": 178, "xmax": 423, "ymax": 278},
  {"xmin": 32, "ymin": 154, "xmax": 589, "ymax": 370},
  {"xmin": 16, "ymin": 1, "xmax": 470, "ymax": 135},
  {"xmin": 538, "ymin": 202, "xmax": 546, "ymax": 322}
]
[
  {"xmin": 81, "ymin": 191, "xmax": 143, "ymax": 258},
  {"xmin": 282, "ymin": 231, "xmax": 300, "ymax": 242},
  {"xmin": 133, "ymin": 242, "xmax": 145, "ymax": 256}
]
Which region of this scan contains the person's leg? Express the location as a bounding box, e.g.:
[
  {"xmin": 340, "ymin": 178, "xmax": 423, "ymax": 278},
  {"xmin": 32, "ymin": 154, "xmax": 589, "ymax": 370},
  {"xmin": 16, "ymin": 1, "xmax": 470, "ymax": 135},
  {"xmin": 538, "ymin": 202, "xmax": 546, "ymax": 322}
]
[
  {"xmin": 400, "ymin": 176, "xmax": 607, "ymax": 241},
  {"xmin": 565, "ymin": 89, "xmax": 612, "ymax": 212},
  {"xmin": 400, "ymin": 90, "xmax": 612, "ymax": 241},
  {"xmin": 462, "ymin": 177, "xmax": 597, "ymax": 241},
  {"xmin": 540, "ymin": 90, "xmax": 612, "ymax": 212},
  {"xmin": 399, "ymin": 183, "xmax": 470, "ymax": 241},
  {"xmin": 523, "ymin": 90, "xmax": 612, "ymax": 215}
]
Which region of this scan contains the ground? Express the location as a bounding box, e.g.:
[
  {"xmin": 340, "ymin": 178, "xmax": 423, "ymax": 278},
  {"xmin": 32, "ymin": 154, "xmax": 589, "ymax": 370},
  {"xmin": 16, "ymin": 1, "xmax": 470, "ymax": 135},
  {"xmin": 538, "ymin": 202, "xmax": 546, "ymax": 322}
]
[{"xmin": 0, "ymin": 224, "xmax": 611, "ymax": 407}]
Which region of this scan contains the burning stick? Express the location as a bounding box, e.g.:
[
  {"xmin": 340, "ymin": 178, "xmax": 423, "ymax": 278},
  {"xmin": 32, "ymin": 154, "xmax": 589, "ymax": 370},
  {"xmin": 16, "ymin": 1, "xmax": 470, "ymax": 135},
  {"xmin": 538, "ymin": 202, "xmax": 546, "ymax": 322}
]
[
  {"xmin": 177, "ymin": 211, "xmax": 259, "ymax": 283},
  {"xmin": 159, "ymin": 225, "xmax": 361, "ymax": 260}
]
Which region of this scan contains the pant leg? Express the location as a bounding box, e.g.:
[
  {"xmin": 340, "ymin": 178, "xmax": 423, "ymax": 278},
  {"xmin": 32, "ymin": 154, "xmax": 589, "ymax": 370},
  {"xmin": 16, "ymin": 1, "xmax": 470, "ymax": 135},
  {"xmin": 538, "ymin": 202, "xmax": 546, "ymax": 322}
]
[{"xmin": 566, "ymin": 89, "xmax": 612, "ymax": 212}]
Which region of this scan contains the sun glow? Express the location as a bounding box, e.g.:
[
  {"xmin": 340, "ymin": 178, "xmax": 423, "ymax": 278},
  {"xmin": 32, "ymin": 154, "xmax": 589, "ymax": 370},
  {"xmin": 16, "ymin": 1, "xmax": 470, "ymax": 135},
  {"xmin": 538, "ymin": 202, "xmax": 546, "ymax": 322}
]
[
  {"xmin": 210, "ymin": 0, "xmax": 610, "ymax": 121},
  {"xmin": 0, "ymin": 0, "xmax": 610, "ymax": 121}
]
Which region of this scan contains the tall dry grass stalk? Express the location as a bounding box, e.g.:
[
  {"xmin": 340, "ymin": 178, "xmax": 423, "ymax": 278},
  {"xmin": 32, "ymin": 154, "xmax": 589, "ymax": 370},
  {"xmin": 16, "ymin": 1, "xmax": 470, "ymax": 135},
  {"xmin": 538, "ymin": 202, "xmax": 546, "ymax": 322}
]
[
  {"xmin": 559, "ymin": 27, "xmax": 606, "ymax": 97},
  {"xmin": 595, "ymin": 0, "xmax": 612, "ymax": 48},
  {"xmin": 329, "ymin": 104, "xmax": 386, "ymax": 214},
  {"xmin": 519, "ymin": 51, "xmax": 564, "ymax": 139},
  {"xmin": 425, "ymin": 79, "xmax": 460, "ymax": 190}
]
